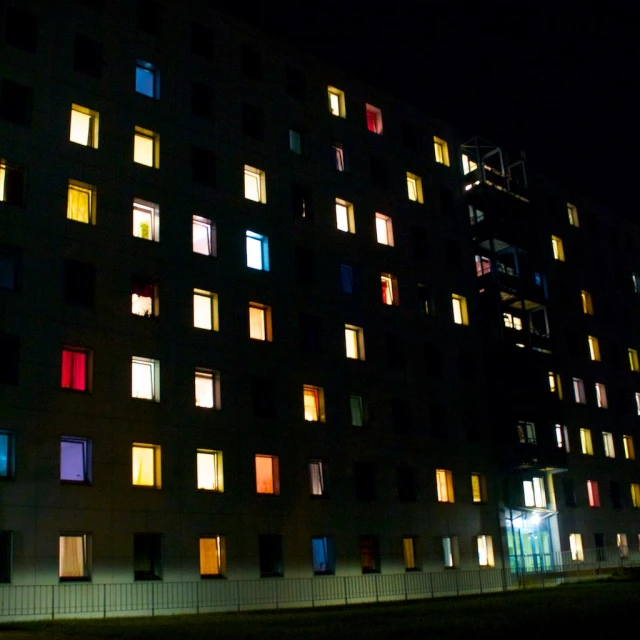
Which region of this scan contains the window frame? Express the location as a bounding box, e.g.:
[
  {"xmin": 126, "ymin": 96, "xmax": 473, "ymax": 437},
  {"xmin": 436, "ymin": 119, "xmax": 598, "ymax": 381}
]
[
  {"xmin": 309, "ymin": 459, "xmax": 327, "ymax": 497},
  {"xmin": 380, "ymin": 273, "xmax": 399, "ymax": 306},
  {"xmin": 551, "ymin": 235, "xmax": 565, "ymax": 261},
  {"xmin": 580, "ymin": 428, "xmax": 594, "ymax": 455},
  {"xmin": 133, "ymin": 126, "xmax": 160, "ymax": 168},
  {"xmin": 69, "ymin": 104, "xmax": 99, "ymax": 148},
  {"xmin": 255, "ymin": 454, "xmax": 280, "ymax": 495},
  {"xmin": 303, "ymin": 385, "xmax": 325, "ymax": 422},
  {"xmin": 435, "ymin": 468, "xmax": 454, "ymax": 503},
  {"xmin": 192, "ymin": 215, "xmax": 216, "ymax": 256},
  {"xmin": 451, "ymin": 294, "xmax": 469, "ymax": 325},
  {"xmin": 243, "ymin": 165, "xmax": 266, "ymax": 203},
  {"xmin": 59, "ymin": 533, "xmax": 91, "ymax": 582},
  {"xmin": 60, "ymin": 436, "xmax": 92, "ymax": 485},
  {"xmin": 194, "ymin": 368, "xmax": 221, "ymax": 409},
  {"xmin": 196, "ymin": 449, "xmax": 224, "ymax": 492},
  {"xmin": 131, "ymin": 443, "xmax": 161, "ymax": 489},
  {"xmin": 249, "ymin": 302, "xmax": 272, "ymax": 341},
  {"xmin": 433, "ymin": 136, "xmax": 450, "ymax": 166},
  {"xmin": 193, "ymin": 289, "xmax": 219, "ymax": 331},
  {"xmin": 327, "ymin": 86, "xmax": 346, "ymax": 117},
  {"xmin": 131, "ymin": 356, "xmax": 160, "ymax": 401},
  {"xmin": 344, "ymin": 324, "xmax": 365, "ymax": 360},
  {"xmin": 375, "ymin": 213, "xmax": 394, "ymax": 246},
  {"xmin": 132, "ymin": 198, "xmax": 160, "ymax": 241},
  {"xmin": 135, "ymin": 60, "xmax": 160, "ymax": 99},
  {"xmin": 67, "ymin": 180, "xmax": 96, "ymax": 224},
  {"xmin": 245, "ymin": 231, "xmax": 270, "ymax": 271},
  {"xmin": 61, "ymin": 347, "xmax": 91, "ymax": 392},
  {"xmin": 406, "ymin": 172, "xmax": 424, "ymax": 203},
  {"xmin": 199, "ymin": 535, "xmax": 226, "ymax": 578},
  {"xmin": 477, "ymin": 535, "xmax": 495, "ymax": 567},
  {"xmin": 365, "ymin": 104, "xmax": 383, "ymax": 134},
  {"xmin": 471, "ymin": 472, "xmax": 487, "ymax": 504},
  {"xmin": 335, "ymin": 198, "xmax": 355, "ymax": 233},
  {"xmin": 0, "ymin": 430, "xmax": 16, "ymax": 480}
]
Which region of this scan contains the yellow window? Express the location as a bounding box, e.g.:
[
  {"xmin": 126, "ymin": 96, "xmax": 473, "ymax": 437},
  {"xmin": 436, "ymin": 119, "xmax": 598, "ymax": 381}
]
[
  {"xmin": 303, "ymin": 385, "xmax": 325, "ymax": 422},
  {"xmin": 551, "ymin": 235, "xmax": 565, "ymax": 261},
  {"xmin": 134, "ymin": 127, "xmax": 159, "ymax": 167},
  {"xmin": 406, "ymin": 172, "xmax": 423, "ymax": 203},
  {"xmin": 249, "ymin": 303, "xmax": 272, "ymax": 341},
  {"xmin": 70, "ymin": 104, "xmax": 98, "ymax": 147},
  {"xmin": 452, "ymin": 294, "xmax": 468, "ymax": 325},
  {"xmin": 403, "ymin": 537, "xmax": 417, "ymax": 570},
  {"xmin": 199, "ymin": 536, "xmax": 224, "ymax": 577},
  {"xmin": 588, "ymin": 336, "xmax": 601, "ymax": 361},
  {"xmin": 327, "ymin": 86, "xmax": 345, "ymax": 117},
  {"xmin": 132, "ymin": 444, "xmax": 160, "ymax": 488},
  {"xmin": 67, "ymin": 180, "xmax": 95, "ymax": 224},
  {"xmin": 581, "ymin": 290, "xmax": 593, "ymax": 314},
  {"xmin": 436, "ymin": 469, "xmax": 454, "ymax": 503},
  {"xmin": 433, "ymin": 136, "xmax": 450, "ymax": 166}
]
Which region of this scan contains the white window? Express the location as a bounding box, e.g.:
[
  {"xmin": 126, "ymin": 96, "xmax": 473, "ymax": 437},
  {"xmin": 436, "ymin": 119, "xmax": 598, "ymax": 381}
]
[
  {"xmin": 244, "ymin": 165, "xmax": 266, "ymax": 203},
  {"xmin": 433, "ymin": 136, "xmax": 450, "ymax": 166},
  {"xmin": 133, "ymin": 198, "xmax": 160, "ymax": 241},
  {"xmin": 195, "ymin": 369, "xmax": 220, "ymax": 409},
  {"xmin": 452, "ymin": 294, "xmax": 468, "ymax": 325},
  {"xmin": 131, "ymin": 357, "xmax": 160, "ymax": 401},
  {"xmin": 573, "ymin": 378, "xmax": 586, "ymax": 404},
  {"xmin": 406, "ymin": 172, "xmax": 423, "ymax": 203},
  {"xmin": 618, "ymin": 533, "xmax": 629, "ymax": 559},
  {"xmin": 503, "ymin": 312, "xmax": 523, "ymax": 330},
  {"xmin": 523, "ymin": 477, "xmax": 546, "ymax": 508},
  {"xmin": 462, "ymin": 154, "xmax": 478, "ymax": 175},
  {"xmin": 567, "ymin": 203, "xmax": 579, "ymax": 227},
  {"xmin": 246, "ymin": 231, "xmax": 269, "ymax": 270},
  {"xmin": 442, "ymin": 536, "xmax": 459, "ymax": 568},
  {"xmin": 249, "ymin": 302, "xmax": 272, "ymax": 341},
  {"xmin": 636, "ymin": 392, "xmax": 640, "ymax": 416},
  {"xmin": 595, "ymin": 383, "xmax": 608, "ymax": 408},
  {"xmin": 333, "ymin": 143, "xmax": 345, "ymax": 171},
  {"xmin": 555, "ymin": 424, "xmax": 570, "ymax": 452},
  {"xmin": 477, "ymin": 535, "xmax": 494, "ymax": 567},
  {"xmin": 192, "ymin": 216, "xmax": 216, "ymax": 256},
  {"xmin": 193, "ymin": 289, "xmax": 219, "ymax": 330},
  {"xmin": 196, "ymin": 449, "xmax": 223, "ymax": 492},
  {"xmin": 603, "ymin": 432, "xmax": 615, "ymax": 458},
  {"xmin": 580, "ymin": 428, "xmax": 593, "ymax": 455},
  {"xmin": 70, "ymin": 104, "xmax": 98, "ymax": 148},
  {"xmin": 59, "ymin": 534, "xmax": 90, "ymax": 580},
  {"xmin": 569, "ymin": 533, "xmax": 584, "ymax": 562},
  {"xmin": 436, "ymin": 469, "xmax": 454, "ymax": 503},
  {"xmin": 309, "ymin": 459, "xmax": 326, "ymax": 496},
  {"xmin": 345, "ymin": 324, "xmax": 365, "ymax": 360},
  {"xmin": 131, "ymin": 280, "xmax": 156, "ymax": 317},
  {"xmin": 328, "ymin": 86, "xmax": 345, "ymax": 117},
  {"xmin": 375, "ymin": 213, "xmax": 394, "ymax": 246},
  {"xmin": 132, "ymin": 443, "xmax": 161, "ymax": 487},
  {"xmin": 134, "ymin": 127, "xmax": 159, "ymax": 167},
  {"xmin": 335, "ymin": 199, "xmax": 355, "ymax": 233}
]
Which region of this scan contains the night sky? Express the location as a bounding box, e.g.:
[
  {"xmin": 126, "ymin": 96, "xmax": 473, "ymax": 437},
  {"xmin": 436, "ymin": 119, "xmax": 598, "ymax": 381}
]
[{"xmin": 214, "ymin": 1, "xmax": 636, "ymax": 214}]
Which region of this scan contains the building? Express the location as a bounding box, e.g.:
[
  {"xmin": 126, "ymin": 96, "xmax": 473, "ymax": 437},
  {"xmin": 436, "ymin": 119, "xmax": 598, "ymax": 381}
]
[{"xmin": 1, "ymin": 0, "xmax": 639, "ymax": 602}]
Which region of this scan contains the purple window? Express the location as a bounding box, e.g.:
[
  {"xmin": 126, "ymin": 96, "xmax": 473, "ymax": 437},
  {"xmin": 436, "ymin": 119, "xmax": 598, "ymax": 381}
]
[{"xmin": 60, "ymin": 437, "xmax": 91, "ymax": 483}]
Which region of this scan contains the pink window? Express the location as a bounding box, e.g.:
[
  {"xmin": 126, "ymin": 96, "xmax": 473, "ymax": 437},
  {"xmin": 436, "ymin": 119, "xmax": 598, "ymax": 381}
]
[
  {"xmin": 61, "ymin": 349, "xmax": 87, "ymax": 391},
  {"xmin": 365, "ymin": 104, "xmax": 382, "ymax": 134}
]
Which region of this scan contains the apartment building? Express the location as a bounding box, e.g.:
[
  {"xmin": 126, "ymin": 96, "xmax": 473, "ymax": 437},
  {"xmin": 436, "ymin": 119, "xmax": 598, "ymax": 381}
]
[{"xmin": 0, "ymin": 0, "xmax": 639, "ymax": 590}]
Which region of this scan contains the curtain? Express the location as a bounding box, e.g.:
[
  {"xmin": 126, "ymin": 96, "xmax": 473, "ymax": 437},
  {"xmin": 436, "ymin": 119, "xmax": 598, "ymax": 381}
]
[
  {"xmin": 61, "ymin": 350, "xmax": 86, "ymax": 391},
  {"xmin": 132, "ymin": 446, "xmax": 154, "ymax": 486},
  {"xmin": 60, "ymin": 536, "xmax": 85, "ymax": 578},
  {"xmin": 403, "ymin": 538, "xmax": 416, "ymax": 569},
  {"xmin": 366, "ymin": 111, "xmax": 377, "ymax": 132},
  {"xmin": 199, "ymin": 537, "xmax": 220, "ymax": 576},
  {"xmin": 381, "ymin": 279, "xmax": 392, "ymax": 304},
  {"xmin": 132, "ymin": 280, "xmax": 154, "ymax": 298},
  {"xmin": 255, "ymin": 456, "xmax": 273, "ymax": 493},
  {"xmin": 309, "ymin": 461, "xmax": 324, "ymax": 495},
  {"xmin": 67, "ymin": 186, "xmax": 90, "ymax": 223}
]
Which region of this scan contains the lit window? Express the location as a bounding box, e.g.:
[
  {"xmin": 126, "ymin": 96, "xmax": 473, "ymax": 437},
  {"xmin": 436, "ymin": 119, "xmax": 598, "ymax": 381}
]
[
  {"xmin": 595, "ymin": 383, "xmax": 608, "ymax": 409},
  {"xmin": 518, "ymin": 421, "xmax": 537, "ymax": 444},
  {"xmin": 135, "ymin": 60, "xmax": 159, "ymax": 98},
  {"xmin": 327, "ymin": 86, "xmax": 345, "ymax": 117},
  {"xmin": 245, "ymin": 231, "xmax": 269, "ymax": 271},
  {"xmin": 634, "ymin": 273, "xmax": 640, "ymax": 294},
  {"xmin": 468, "ymin": 205, "xmax": 484, "ymax": 225},
  {"xmin": 332, "ymin": 143, "xmax": 345, "ymax": 171},
  {"xmin": 548, "ymin": 372, "xmax": 563, "ymax": 398},
  {"xmin": 0, "ymin": 160, "xmax": 25, "ymax": 205},
  {"xmin": 573, "ymin": 377, "xmax": 586, "ymax": 404},
  {"xmin": 403, "ymin": 536, "xmax": 418, "ymax": 571},
  {"xmin": 630, "ymin": 348, "xmax": 640, "ymax": 372},
  {"xmin": 132, "ymin": 443, "xmax": 161, "ymax": 487},
  {"xmin": 624, "ymin": 435, "xmax": 635, "ymax": 460},
  {"xmin": 451, "ymin": 294, "xmax": 468, "ymax": 325},
  {"xmin": 195, "ymin": 369, "xmax": 220, "ymax": 409},
  {"xmin": 436, "ymin": 469, "xmax": 454, "ymax": 503},
  {"xmin": 132, "ymin": 198, "xmax": 159, "ymax": 241},
  {"xmin": 309, "ymin": 459, "xmax": 327, "ymax": 496},
  {"xmin": 61, "ymin": 348, "xmax": 90, "ymax": 392},
  {"xmin": 503, "ymin": 313, "xmax": 523, "ymax": 330},
  {"xmin": 133, "ymin": 127, "xmax": 159, "ymax": 168},
  {"xmin": 555, "ymin": 424, "xmax": 570, "ymax": 452},
  {"xmin": 244, "ymin": 165, "xmax": 266, "ymax": 203},
  {"xmin": 345, "ymin": 324, "xmax": 365, "ymax": 360},
  {"xmin": 617, "ymin": 533, "xmax": 629, "ymax": 559},
  {"xmin": 359, "ymin": 535, "xmax": 380, "ymax": 573},
  {"xmin": 365, "ymin": 104, "xmax": 382, "ymax": 134},
  {"xmin": 551, "ymin": 235, "xmax": 565, "ymax": 261},
  {"xmin": 199, "ymin": 536, "xmax": 226, "ymax": 577},
  {"xmin": 581, "ymin": 290, "xmax": 593, "ymax": 314},
  {"xmin": 131, "ymin": 278, "xmax": 157, "ymax": 317},
  {"xmin": 476, "ymin": 255, "xmax": 491, "ymax": 277},
  {"xmin": 289, "ymin": 129, "xmax": 303, "ymax": 154},
  {"xmin": 381, "ymin": 273, "xmax": 399, "ymax": 306},
  {"xmin": 255, "ymin": 454, "xmax": 279, "ymax": 495},
  {"xmin": 523, "ymin": 477, "xmax": 546, "ymax": 508},
  {"xmin": 193, "ymin": 289, "xmax": 219, "ymax": 331},
  {"xmin": 636, "ymin": 392, "xmax": 640, "ymax": 416},
  {"xmin": 587, "ymin": 480, "xmax": 600, "ymax": 507},
  {"xmin": 406, "ymin": 172, "xmax": 423, "ymax": 203},
  {"xmin": 303, "ymin": 385, "xmax": 325, "ymax": 422},
  {"xmin": 462, "ymin": 154, "xmax": 478, "ymax": 175},
  {"xmin": 375, "ymin": 213, "xmax": 394, "ymax": 246},
  {"xmin": 433, "ymin": 136, "xmax": 450, "ymax": 166},
  {"xmin": 196, "ymin": 449, "xmax": 223, "ymax": 491},
  {"xmin": 632, "ymin": 483, "xmax": 640, "ymax": 508},
  {"xmin": 59, "ymin": 534, "xmax": 89, "ymax": 580},
  {"xmin": 569, "ymin": 533, "xmax": 584, "ymax": 562},
  {"xmin": 131, "ymin": 356, "xmax": 160, "ymax": 401},
  {"xmin": 0, "ymin": 430, "xmax": 16, "ymax": 479},
  {"xmin": 192, "ymin": 216, "xmax": 216, "ymax": 256},
  {"xmin": 588, "ymin": 336, "xmax": 601, "ymax": 361},
  {"xmin": 350, "ymin": 395, "xmax": 364, "ymax": 426},
  {"xmin": 312, "ymin": 536, "xmax": 335, "ymax": 575},
  {"xmin": 67, "ymin": 180, "xmax": 95, "ymax": 224},
  {"xmin": 335, "ymin": 198, "xmax": 355, "ymax": 233},
  {"xmin": 602, "ymin": 432, "xmax": 615, "ymax": 458},
  {"xmin": 477, "ymin": 535, "xmax": 494, "ymax": 567},
  {"xmin": 471, "ymin": 473, "xmax": 487, "ymax": 503},
  {"xmin": 60, "ymin": 436, "xmax": 91, "ymax": 484},
  {"xmin": 567, "ymin": 203, "xmax": 579, "ymax": 227},
  {"xmin": 249, "ymin": 302, "xmax": 272, "ymax": 341},
  {"xmin": 442, "ymin": 536, "xmax": 459, "ymax": 568},
  {"xmin": 580, "ymin": 428, "xmax": 593, "ymax": 455},
  {"xmin": 69, "ymin": 104, "xmax": 98, "ymax": 148}
]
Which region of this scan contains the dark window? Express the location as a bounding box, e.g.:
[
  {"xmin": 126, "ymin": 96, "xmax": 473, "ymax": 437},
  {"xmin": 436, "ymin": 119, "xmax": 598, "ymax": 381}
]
[
  {"xmin": 5, "ymin": 7, "xmax": 37, "ymax": 52},
  {"xmin": 191, "ymin": 82, "xmax": 214, "ymax": 120},
  {"xmin": 446, "ymin": 239, "xmax": 460, "ymax": 270},
  {"xmin": 289, "ymin": 128, "xmax": 304, "ymax": 155},
  {"xmin": 340, "ymin": 264, "xmax": 354, "ymax": 294},
  {"xmin": 424, "ymin": 343, "xmax": 443, "ymax": 377},
  {"xmin": 563, "ymin": 477, "xmax": 577, "ymax": 507},
  {"xmin": 299, "ymin": 313, "xmax": 322, "ymax": 354},
  {"xmin": 402, "ymin": 122, "xmax": 422, "ymax": 151},
  {"xmin": 133, "ymin": 533, "xmax": 162, "ymax": 581},
  {"xmin": 191, "ymin": 22, "xmax": 214, "ymax": 59},
  {"xmin": 386, "ymin": 333, "xmax": 405, "ymax": 369},
  {"xmin": 63, "ymin": 259, "xmax": 96, "ymax": 308},
  {"xmin": 0, "ymin": 245, "xmax": 22, "ymax": 290},
  {"xmin": 354, "ymin": 462, "xmax": 376, "ymax": 501},
  {"xmin": 79, "ymin": 0, "xmax": 105, "ymax": 9},
  {"xmin": 0, "ymin": 334, "xmax": 19, "ymax": 385},
  {"xmin": 594, "ymin": 533, "xmax": 606, "ymax": 561},
  {"xmin": 258, "ymin": 534, "xmax": 283, "ymax": 577},
  {"xmin": 458, "ymin": 349, "xmax": 475, "ymax": 383},
  {"xmin": 440, "ymin": 187, "xmax": 454, "ymax": 215},
  {"xmin": 411, "ymin": 227, "xmax": 428, "ymax": 260},
  {"xmin": 191, "ymin": 147, "xmax": 216, "ymax": 187},
  {"xmin": 241, "ymin": 45, "xmax": 262, "ymax": 80},
  {"xmin": 430, "ymin": 404, "xmax": 448, "ymax": 438},
  {"xmin": 312, "ymin": 536, "xmax": 335, "ymax": 575},
  {"xmin": 417, "ymin": 284, "xmax": 433, "ymax": 317},
  {"xmin": 251, "ymin": 375, "xmax": 276, "ymax": 418},
  {"xmin": 136, "ymin": 0, "xmax": 161, "ymax": 35},
  {"xmin": 285, "ymin": 66, "xmax": 306, "ymax": 99},
  {"xmin": 397, "ymin": 465, "xmax": 417, "ymax": 502},
  {"xmin": 610, "ymin": 480, "xmax": 622, "ymax": 508},
  {"xmin": 391, "ymin": 398, "xmax": 411, "ymax": 434},
  {"xmin": 292, "ymin": 184, "xmax": 313, "ymax": 220},
  {"xmin": 0, "ymin": 80, "xmax": 33, "ymax": 126},
  {"xmin": 242, "ymin": 103, "xmax": 264, "ymax": 140},
  {"xmin": 370, "ymin": 157, "xmax": 388, "ymax": 188},
  {"xmin": 0, "ymin": 531, "xmax": 12, "ymax": 582},
  {"xmin": 295, "ymin": 247, "xmax": 316, "ymax": 285},
  {"xmin": 359, "ymin": 535, "xmax": 380, "ymax": 573},
  {"xmin": 73, "ymin": 34, "xmax": 102, "ymax": 78}
]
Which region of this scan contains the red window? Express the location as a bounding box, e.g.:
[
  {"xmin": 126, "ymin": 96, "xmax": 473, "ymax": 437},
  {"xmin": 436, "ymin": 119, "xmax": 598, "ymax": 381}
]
[
  {"xmin": 61, "ymin": 349, "xmax": 88, "ymax": 391},
  {"xmin": 366, "ymin": 110, "xmax": 377, "ymax": 132}
]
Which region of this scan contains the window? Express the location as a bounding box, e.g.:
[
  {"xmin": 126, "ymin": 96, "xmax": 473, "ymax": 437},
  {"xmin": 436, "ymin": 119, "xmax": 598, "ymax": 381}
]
[
  {"xmin": 0, "ymin": 333, "xmax": 19, "ymax": 384},
  {"xmin": 436, "ymin": 469, "xmax": 454, "ymax": 503},
  {"xmin": 131, "ymin": 357, "xmax": 160, "ymax": 401},
  {"xmin": 462, "ymin": 154, "xmax": 478, "ymax": 175},
  {"xmin": 354, "ymin": 462, "xmax": 376, "ymax": 501},
  {"xmin": 632, "ymin": 483, "xmax": 640, "ymax": 508},
  {"xmin": 136, "ymin": 0, "xmax": 162, "ymax": 34},
  {"xmin": 587, "ymin": 480, "xmax": 601, "ymax": 507},
  {"xmin": 381, "ymin": 273, "xmax": 399, "ymax": 306},
  {"xmin": 375, "ymin": 213, "xmax": 394, "ymax": 246},
  {"xmin": 468, "ymin": 205, "xmax": 484, "ymax": 225},
  {"xmin": 518, "ymin": 421, "xmax": 537, "ymax": 444},
  {"xmin": 196, "ymin": 449, "xmax": 223, "ymax": 491},
  {"xmin": 0, "ymin": 160, "xmax": 26, "ymax": 205},
  {"xmin": 573, "ymin": 377, "xmax": 586, "ymax": 404},
  {"xmin": 365, "ymin": 104, "xmax": 382, "ymax": 133},
  {"xmin": 255, "ymin": 454, "xmax": 279, "ymax": 494},
  {"xmin": 555, "ymin": 425, "xmax": 570, "ymax": 452},
  {"xmin": 245, "ymin": 231, "xmax": 270, "ymax": 271},
  {"xmin": 192, "ymin": 216, "xmax": 216, "ymax": 256},
  {"xmin": 312, "ymin": 536, "xmax": 335, "ymax": 575},
  {"xmin": 249, "ymin": 302, "xmax": 272, "ymax": 341},
  {"xmin": 61, "ymin": 348, "xmax": 90, "ymax": 392},
  {"xmin": 131, "ymin": 278, "xmax": 157, "ymax": 317},
  {"xmin": 60, "ymin": 437, "xmax": 91, "ymax": 484},
  {"xmin": 289, "ymin": 129, "xmax": 303, "ymax": 154},
  {"xmin": 397, "ymin": 465, "xmax": 417, "ymax": 502},
  {"xmin": 442, "ymin": 536, "xmax": 459, "ymax": 568},
  {"xmin": 200, "ymin": 536, "xmax": 226, "ymax": 578},
  {"xmin": 617, "ymin": 533, "xmax": 629, "ymax": 559},
  {"xmin": 406, "ymin": 172, "xmax": 423, "ymax": 203},
  {"xmin": 634, "ymin": 273, "xmax": 640, "ymax": 294},
  {"xmin": 359, "ymin": 535, "xmax": 380, "ymax": 573},
  {"xmin": 581, "ymin": 290, "xmax": 593, "ymax": 314},
  {"xmin": 303, "ymin": 385, "xmax": 325, "ymax": 422},
  {"xmin": 563, "ymin": 478, "xmax": 577, "ymax": 507},
  {"xmin": 191, "ymin": 21, "xmax": 214, "ymax": 59},
  {"xmin": 258, "ymin": 534, "xmax": 283, "ymax": 577},
  {"xmin": 132, "ymin": 199, "xmax": 160, "ymax": 241},
  {"xmin": 244, "ymin": 165, "xmax": 266, "ymax": 203},
  {"xmin": 551, "ymin": 235, "xmax": 565, "ymax": 261},
  {"xmin": 332, "ymin": 143, "xmax": 345, "ymax": 171},
  {"xmin": 73, "ymin": 34, "xmax": 102, "ymax": 79},
  {"xmin": 636, "ymin": 392, "xmax": 640, "ymax": 416},
  {"xmin": 567, "ymin": 203, "xmax": 579, "ymax": 227},
  {"xmin": 135, "ymin": 60, "xmax": 159, "ymax": 98},
  {"xmin": 251, "ymin": 376, "xmax": 277, "ymax": 419},
  {"xmin": 63, "ymin": 259, "xmax": 96, "ymax": 308},
  {"xmin": 191, "ymin": 81, "xmax": 214, "ymax": 120},
  {"xmin": 595, "ymin": 383, "xmax": 608, "ymax": 408},
  {"xmin": 350, "ymin": 395, "xmax": 364, "ymax": 426},
  {"xmin": 471, "ymin": 473, "xmax": 487, "ymax": 503},
  {"xmin": 403, "ymin": 537, "xmax": 419, "ymax": 571},
  {"xmin": 503, "ymin": 312, "xmax": 523, "ymax": 331},
  {"xmin": 624, "ymin": 435, "xmax": 635, "ymax": 460},
  {"xmin": 477, "ymin": 536, "xmax": 494, "ymax": 567},
  {"xmin": 195, "ymin": 369, "xmax": 220, "ymax": 409},
  {"xmin": 523, "ymin": 477, "xmax": 546, "ymax": 508},
  {"xmin": 433, "ymin": 136, "xmax": 449, "ymax": 165},
  {"xmin": 569, "ymin": 533, "xmax": 584, "ymax": 562},
  {"xmin": 451, "ymin": 294, "xmax": 468, "ymax": 325},
  {"xmin": 67, "ymin": 180, "xmax": 95, "ymax": 224},
  {"xmin": 611, "ymin": 481, "xmax": 622, "ymax": 508},
  {"xmin": 327, "ymin": 86, "xmax": 345, "ymax": 117},
  {"xmin": 629, "ymin": 348, "xmax": 640, "ymax": 372},
  {"xmin": 340, "ymin": 264, "xmax": 354, "ymax": 294},
  {"xmin": 476, "ymin": 255, "xmax": 491, "ymax": 277},
  {"xmin": 242, "ymin": 103, "xmax": 263, "ymax": 139},
  {"xmin": 588, "ymin": 336, "xmax": 601, "ymax": 361},
  {"xmin": 600, "ymin": 431, "xmax": 615, "ymax": 458},
  {"xmin": 69, "ymin": 105, "xmax": 98, "ymax": 147},
  {"xmin": 0, "ymin": 530, "xmax": 12, "ymax": 582},
  {"xmin": 5, "ymin": 7, "xmax": 37, "ymax": 52},
  {"xmin": 309, "ymin": 459, "xmax": 327, "ymax": 496},
  {"xmin": 292, "ymin": 183, "xmax": 313, "ymax": 220},
  {"xmin": 335, "ymin": 198, "xmax": 355, "ymax": 233},
  {"xmin": 548, "ymin": 372, "xmax": 563, "ymax": 398},
  {"xmin": 133, "ymin": 127, "xmax": 159, "ymax": 167},
  {"xmin": 133, "ymin": 533, "xmax": 162, "ymax": 580},
  {"xmin": 344, "ymin": 324, "xmax": 365, "ymax": 360},
  {"xmin": 0, "ymin": 431, "xmax": 16, "ymax": 479},
  {"xmin": 193, "ymin": 289, "xmax": 219, "ymax": 331},
  {"xmin": 132, "ymin": 444, "xmax": 161, "ymax": 488},
  {"xmin": 580, "ymin": 428, "xmax": 594, "ymax": 455},
  {"xmin": 191, "ymin": 146, "xmax": 216, "ymax": 187},
  {"xmin": 59, "ymin": 534, "xmax": 90, "ymax": 581}
]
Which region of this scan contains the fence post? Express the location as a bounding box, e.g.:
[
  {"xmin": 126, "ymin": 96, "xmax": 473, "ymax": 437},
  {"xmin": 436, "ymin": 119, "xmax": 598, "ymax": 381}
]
[
  {"xmin": 374, "ymin": 575, "xmax": 379, "ymax": 603},
  {"xmin": 236, "ymin": 579, "xmax": 241, "ymax": 612},
  {"xmin": 429, "ymin": 571, "xmax": 434, "ymax": 598},
  {"xmin": 196, "ymin": 581, "xmax": 200, "ymax": 615},
  {"xmin": 275, "ymin": 580, "xmax": 279, "ymax": 610},
  {"xmin": 404, "ymin": 572, "xmax": 408, "ymax": 600},
  {"xmin": 454, "ymin": 571, "xmax": 459, "ymax": 597},
  {"xmin": 311, "ymin": 577, "xmax": 315, "ymax": 607},
  {"xmin": 344, "ymin": 576, "xmax": 348, "ymax": 606},
  {"xmin": 151, "ymin": 582, "xmax": 155, "ymax": 617},
  {"xmin": 479, "ymin": 569, "xmax": 483, "ymax": 594},
  {"xmin": 51, "ymin": 585, "xmax": 55, "ymax": 620},
  {"xmin": 103, "ymin": 583, "xmax": 106, "ymax": 618}
]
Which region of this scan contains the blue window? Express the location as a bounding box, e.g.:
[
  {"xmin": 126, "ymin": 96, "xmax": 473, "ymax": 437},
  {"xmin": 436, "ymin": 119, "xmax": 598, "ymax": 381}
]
[
  {"xmin": 340, "ymin": 264, "xmax": 353, "ymax": 294},
  {"xmin": 136, "ymin": 60, "xmax": 159, "ymax": 98},
  {"xmin": 246, "ymin": 231, "xmax": 269, "ymax": 271},
  {"xmin": 312, "ymin": 536, "xmax": 335, "ymax": 575},
  {"xmin": 0, "ymin": 431, "xmax": 15, "ymax": 479}
]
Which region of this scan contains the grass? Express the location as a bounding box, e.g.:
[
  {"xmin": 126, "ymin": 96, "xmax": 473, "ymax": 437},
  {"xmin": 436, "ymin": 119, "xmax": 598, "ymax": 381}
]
[{"xmin": 1, "ymin": 580, "xmax": 639, "ymax": 639}]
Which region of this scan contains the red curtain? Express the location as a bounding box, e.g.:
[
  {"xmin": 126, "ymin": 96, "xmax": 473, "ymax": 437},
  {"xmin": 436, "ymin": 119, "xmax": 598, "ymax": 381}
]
[
  {"xmin": 132, "ymin": 280, "xmax": 154, "ymax": 298},
  {"xmin": 61, "ymin": 350, "xmax": 86, "ymax": 391}
]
